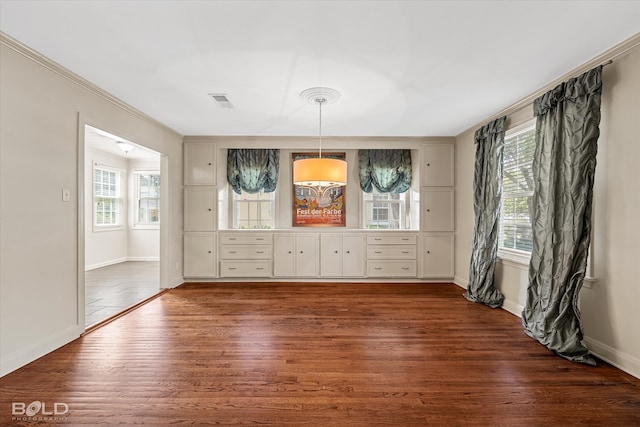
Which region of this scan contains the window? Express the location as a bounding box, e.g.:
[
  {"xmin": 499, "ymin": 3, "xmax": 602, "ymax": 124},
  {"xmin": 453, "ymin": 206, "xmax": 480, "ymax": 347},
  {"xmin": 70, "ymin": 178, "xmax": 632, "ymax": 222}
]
[
  {"xmin": 499, "ymin": 122, "xmax": 536, "ymax": 254},
  {"xmin": 363, "ymin": 189, "xmax": 407, "ymax": 229},
  {"xmin": 232, "ymin": 190, "xmax": 275, "ymax": 229},
  {"xmin": 94, "ymin": 165, "xmax": 122, "ymax": 227},
  {"xmin": 135, "ymin": 172, "xmax": 160, "ymax": 226}
]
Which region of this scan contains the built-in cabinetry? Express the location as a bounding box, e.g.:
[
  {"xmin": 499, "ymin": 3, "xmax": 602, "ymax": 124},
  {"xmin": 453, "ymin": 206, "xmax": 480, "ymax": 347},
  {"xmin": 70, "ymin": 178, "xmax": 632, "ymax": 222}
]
[
  {"xmin": 183, "ymin": 142, "xmax": 217, "ymax": 278},
  {"xmin": 420, "ymin": 143, "xmax": 455, "ymax": 279},
  {"xmin": 273, "ymin": 234, "xmax": 319, "ymax": 277},
  {"xmin": 320, "ymin": 234, "xmax": 365, "ymax": 277},
  {"xmin": 182, "ymin": 140, "xmax": 455, "ymax": 281},
  {"xmin": 366, "ymin": 233, "xmax": 418, "ymax": 277},
  {"xmin": 219, "ymin": 233, "xmax": 273, "ymax": 277}
]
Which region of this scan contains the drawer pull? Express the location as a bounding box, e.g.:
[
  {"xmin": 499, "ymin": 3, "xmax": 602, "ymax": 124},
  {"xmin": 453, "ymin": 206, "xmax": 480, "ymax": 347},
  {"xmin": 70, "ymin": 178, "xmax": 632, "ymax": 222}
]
[
  {"xmin": 402, "ymin": 238, "xmax": 410, "ymax": 241},
  {"xmin": 374, "ymin": 251, "xmax": 382, "ymax": 254},
  {"xmin": 300, "ymin": 251, "xmax": 304, "ymax": 254},
  {"xmin": 346, "ymin": 251, "xmax": 350, "ymax": 254},
  {"xmin": 228, "ymin": 251, "xmax": 237, "ymax": 254},
  {"xmin": 288, "ymin": 251, "xmax": 292, "ymax": 254},
  {"xmin": 401, "ymin": 251, "xmax": 409, "ymax": 254},
  {"xmin": 208, "ymin": 162, "xmax": 212, "ymax": 166},
  {"xmin": 426, "ymin": 209, "xmax": 431, "ymax": 212},
  {"xmin": 374, "ymin": 238, "xmax": 382, "ymax": 241},
  {"xmin": 229, "ymin": 267, "xmax": 236, "ymax": 270},
  {"xmin": 374, "ymin": 267, "xmax": 382, "ymax": 270},
  {"xmin": 229, "ymin": 237, "xmax": 237, "ymax": 241},
  {"xmin": 426, "ymin": 163, "xmax": 431, "ymax": 166},
  {"xmin": 402, "ymin": 267, "xmax": 409, "ymax": 270},
  {"xmin": 427, "ymin": 251, "xmax": 431, "ymax": 254},
  {"xmin": 256, "ymin": 238, "xmax": 264, "ymax": 241},
  {"xmin": 334, "ymin": 250, "xmax": 339, "ymax": 254},
  {"xmin": 256, "ymin": 267, "xmax": 264, "ymax": 270},
  {"xmin": 207, "ymin": 251, "xmax": 212, "ymax": 254},
  {"xmin": 256, "ymin": 251, "xmax": 264, "ymax": 254},
  {"xmin": 208, "ymin": 208, "xmax": 212, "ymax": 211}
]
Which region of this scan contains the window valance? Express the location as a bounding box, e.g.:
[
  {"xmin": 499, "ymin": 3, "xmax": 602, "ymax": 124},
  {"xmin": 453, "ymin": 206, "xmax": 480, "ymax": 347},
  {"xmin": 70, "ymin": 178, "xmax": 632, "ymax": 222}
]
[
  {"xmin": 358, "ymin": 149, "xmax": 412, "ymax": 194},
  {"xmin": 227, "ymin": 149, "xmax": 280, "ymax": 194}
]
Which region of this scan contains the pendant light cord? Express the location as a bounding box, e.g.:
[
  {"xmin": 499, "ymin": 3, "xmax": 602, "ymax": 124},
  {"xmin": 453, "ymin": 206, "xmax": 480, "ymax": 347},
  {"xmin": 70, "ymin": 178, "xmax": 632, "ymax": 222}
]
[{"xmin": 318, "ymin": 98, "xmax": 324, "ymax": 158}]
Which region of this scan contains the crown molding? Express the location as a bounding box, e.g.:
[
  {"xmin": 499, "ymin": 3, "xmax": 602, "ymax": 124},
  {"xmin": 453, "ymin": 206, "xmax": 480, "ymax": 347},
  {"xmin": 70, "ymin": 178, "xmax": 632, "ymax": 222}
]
[
  {"xmin": 0, "ymin": 31, "xmax": 183, "ymax": 139},
  {"xmin": 460, "ymin": 32, "xmax": 640, "ymax": 136}
]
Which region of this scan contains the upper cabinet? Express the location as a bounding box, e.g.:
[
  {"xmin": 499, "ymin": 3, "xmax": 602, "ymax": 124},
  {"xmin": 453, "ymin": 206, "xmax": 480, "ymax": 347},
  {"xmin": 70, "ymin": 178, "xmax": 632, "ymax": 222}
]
[
  {"xmin": 422, "ymin": 143, "xmax": 454, "ymax": 186},
  {"xmin": 184, "ymin": 142, "xmax": 217, "ymax": 186}
]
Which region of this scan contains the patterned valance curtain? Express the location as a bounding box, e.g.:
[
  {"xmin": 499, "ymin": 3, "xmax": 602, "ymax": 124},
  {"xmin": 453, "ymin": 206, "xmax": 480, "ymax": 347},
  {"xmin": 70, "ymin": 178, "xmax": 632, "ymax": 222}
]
[
  {"xmin": 358, "ymin": 149, "xmax": 412, "ymax": 193},
  {"xmin": 464, "ymin": 116, "xmax": 506, "ymax": 308},
  {"xmin": 227, "ymin": 149, "xmax": 280, "ymax": 194},
  {"xmin": 522, "ymin": 66, "xmax": 603, "ymax": 365}
]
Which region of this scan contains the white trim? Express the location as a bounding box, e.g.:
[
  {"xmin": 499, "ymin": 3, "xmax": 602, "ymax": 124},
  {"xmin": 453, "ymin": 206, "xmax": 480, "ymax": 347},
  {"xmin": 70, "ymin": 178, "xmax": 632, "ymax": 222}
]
[
  {"xmin": 84, "ymin": 257, "xmax": 128, "ymax": 271},
  {"xmin": 453, "ymin": 275, "xmax": 469, "ymax": 289},
  {"xmin": 1, "ymin": 325, "xmax": 81, "ymax": 377},
  {"xmin": 584, "ymin": 337, "xmax": 640, "ymax": 379},
  {"xmin": 497, "ymin": 254, "xmax": 529, "ymax": 270},
  {"xmin": 502, "ymin": 299, "xmax": 524, "ymax": 318}
]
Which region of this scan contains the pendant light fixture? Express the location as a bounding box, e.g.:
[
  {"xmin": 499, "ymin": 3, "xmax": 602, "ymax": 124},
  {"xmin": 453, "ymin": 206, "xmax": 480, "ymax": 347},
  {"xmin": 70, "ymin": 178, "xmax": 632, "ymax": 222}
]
[{"xmin": 293, "ymin": 87, "xmax": 347, "ymax": 189}]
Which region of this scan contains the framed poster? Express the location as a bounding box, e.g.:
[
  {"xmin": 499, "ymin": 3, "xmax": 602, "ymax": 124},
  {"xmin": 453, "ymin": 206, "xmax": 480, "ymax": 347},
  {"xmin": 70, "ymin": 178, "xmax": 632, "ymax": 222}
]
[{"xmin": 292, "ymin": 152, "xmax": 346, "ymax": 227}]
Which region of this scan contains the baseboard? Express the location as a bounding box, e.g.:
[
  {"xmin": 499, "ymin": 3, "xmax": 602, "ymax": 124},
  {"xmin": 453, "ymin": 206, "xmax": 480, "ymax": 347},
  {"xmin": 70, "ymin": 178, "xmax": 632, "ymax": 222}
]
[
  {"xmin": 1, "ymin": 325, "xmax": 81, "ymax": 377},
  {"xmin": 584, "ymin": 337, "xmax": 640, "ymax": 379},
  {"xmin": 453, "ymin": 276, "xmax": 468, "ymax": 289},
  {"xmin": 85, "ymin": 257, "xmax": 158, "ymax": 271},
  {"xmin": 502, "ymin": 299, "xmax": 524, "ymax": 318},
  {"xmin": 85, "ymin": 257, "xmax": 128, "ymax": 271}
]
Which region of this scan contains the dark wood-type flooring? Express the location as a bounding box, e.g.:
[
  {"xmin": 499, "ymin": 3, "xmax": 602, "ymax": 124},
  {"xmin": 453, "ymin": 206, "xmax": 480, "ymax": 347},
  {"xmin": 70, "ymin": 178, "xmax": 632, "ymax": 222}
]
[{"xmin": 1, "ymin": 283, "xmax": 639, "ymax": 426}]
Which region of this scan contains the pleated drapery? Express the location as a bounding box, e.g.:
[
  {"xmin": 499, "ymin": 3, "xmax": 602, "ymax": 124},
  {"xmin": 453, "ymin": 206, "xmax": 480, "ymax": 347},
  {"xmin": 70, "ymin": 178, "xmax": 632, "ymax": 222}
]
[
  {"xmin": 227, "ymin": 149, "xmax": 280, "ymax": 194},
  {"xmin": 464, "ymin": 116, "xmax": 506, "ymax": 308},
  {"xmin": 358, "ymin": 149, "xmax": 412, "ymax": 193},
  {"xmin": 522, "ymin": 66, "xmax": 603, "ymax": 365}
]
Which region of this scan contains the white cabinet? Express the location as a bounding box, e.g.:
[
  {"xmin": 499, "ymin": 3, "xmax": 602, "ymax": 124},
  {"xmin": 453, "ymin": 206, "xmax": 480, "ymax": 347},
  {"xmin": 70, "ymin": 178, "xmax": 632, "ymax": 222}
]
[
  {"xmin": 421, "ymin": 234, "xmax": 455, "ymax": 278},
  {"xmin": 421, "ymin": 188, "xmax": 454, "ymax": 232},
  {"xmin": 184, "ymin": 187, "xmax": 216, "ymax": 232},
  {"xmin": 219, "ymin": 233, "xmax": 273, "ymax": 277},
  {"xmin": 366, "ymin": 233, "xmax": 417, "ymax": 278},
  {"xmin": 184, "ymin": 233, "xmax": 217, "ymax": 277},
  {"xmin": 320, "ymin": 234, "xmax": 365, "ymax": 277},
  {"xmin": 184, "ymin": 142, "xmax": 216, "ymax": 185},
  {"xmin": 420, "ymin": 141, "xmax": 455, "ymax": 279},
  {"xmin": 273, "ymin": 234, "xmax": 318, "ymax": 277},
  {"xmin": 422, "ymin": 143, "xmax": 454, "ymax": 186}
]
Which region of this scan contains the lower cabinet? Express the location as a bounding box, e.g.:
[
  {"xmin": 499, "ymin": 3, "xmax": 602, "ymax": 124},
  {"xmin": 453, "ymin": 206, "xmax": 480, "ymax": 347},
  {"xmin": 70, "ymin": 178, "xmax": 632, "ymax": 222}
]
[
  {"xmin": 184, "ymin": 233, "xmax": 217, "ymax": 278},
  {"xmin": 273, "ymin": 234, "xmax": 318, "ymax": 277},
  {"xmin": 366, "ymin": 233, "xmax": 418, "ymax": 278},
  {"xmin": 420, "ymin": 234, "xmax": 454, "ymax": 278},
  {"xmin": 219, "ymin": 232, "xmax": 273, "ymax": 277},
  {"xmin": 320, "ymin": 234, "xmax": 365, "ymax": 277}
]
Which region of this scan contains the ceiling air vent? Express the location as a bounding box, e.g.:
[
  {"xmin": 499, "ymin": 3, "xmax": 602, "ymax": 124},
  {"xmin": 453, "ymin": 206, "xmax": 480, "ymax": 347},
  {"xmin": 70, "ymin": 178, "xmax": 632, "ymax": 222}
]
[{"xmin": 208, "ymin": 93, "xmax": 234, "ymax": 108}]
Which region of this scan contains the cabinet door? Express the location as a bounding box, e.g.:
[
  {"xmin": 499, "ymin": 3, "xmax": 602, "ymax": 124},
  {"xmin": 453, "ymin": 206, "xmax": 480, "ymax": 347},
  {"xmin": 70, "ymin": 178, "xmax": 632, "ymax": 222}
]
[
  {"xmin": 422, "ymin": 143, "xmax": 454, "ymax": 186},
  {"xmin": 296, "ymin": 234, "xmax": 319, "ymax": 277},
  {"xmin": 184, "ymin": 187, "xmax": 216, "ymax": 231},
  {"xmin": 421, "ymin": 188, "xmax": 454, "ymax": 232},
  {"xmin": 273, "ymin": 235, "xmax": 295, "ymax": 276},
  {"xmin": 342, "ymin": 235, "xmax": 365, "ymax": 277},
  {"xmin": 184, "ymin": 234, "xmax": 216, "ymax": 277},
  {"xmin": 422, "ymin": 234, "xmax": 454, "ymax": 278},
  {"xmin": 320, "ymin": 234, "xmax": 342, "ymax": 277},
  {"xmin": 184, "ymin": 143, "xmax": 216, "ymax": 185}
]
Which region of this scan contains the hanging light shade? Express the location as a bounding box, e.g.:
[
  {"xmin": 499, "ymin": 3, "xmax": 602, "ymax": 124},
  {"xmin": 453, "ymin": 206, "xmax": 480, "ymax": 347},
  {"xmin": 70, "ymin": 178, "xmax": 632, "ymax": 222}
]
[{"xmin": 293, "ymin": 87, "xmax": 347, "ymax": 188}]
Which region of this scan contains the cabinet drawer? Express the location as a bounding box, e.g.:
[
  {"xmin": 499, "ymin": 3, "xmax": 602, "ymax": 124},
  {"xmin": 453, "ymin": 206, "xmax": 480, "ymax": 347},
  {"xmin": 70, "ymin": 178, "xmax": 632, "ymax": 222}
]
[
  {"xmin": 367, "ymin": 261, "xmax": 417, "ymax": 277},
  {"xmin": 367, "ymin": 234, "xmax": 417, "ymax": 245},
  {"xmin": 220, "ymin": 261, "xmax": 272, "ymax": 277},
  {"xmin": 367, "ymin": 245, "xmax": 416, "ymax": 260},
  {"xmin": 220, "ymin": 245, "xmax": 272, "ymax": 260},
  {"xmin": 219, "ymin": 233, "xmax": 272, "ymax": 245}
]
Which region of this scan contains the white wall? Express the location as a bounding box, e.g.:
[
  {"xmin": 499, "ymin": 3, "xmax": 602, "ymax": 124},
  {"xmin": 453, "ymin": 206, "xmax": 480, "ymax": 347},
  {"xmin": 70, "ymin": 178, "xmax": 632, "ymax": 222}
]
[
  {"xmin": 127, "ymin": 159, "xmax": 161, "ymax": 262},
  {"xmin": 454, "ymin": 42, "xmax": 640, "ymax": 378},
  {"xmin": 0, "ymin": 35, "xmax": 183, "ymax": 376}
]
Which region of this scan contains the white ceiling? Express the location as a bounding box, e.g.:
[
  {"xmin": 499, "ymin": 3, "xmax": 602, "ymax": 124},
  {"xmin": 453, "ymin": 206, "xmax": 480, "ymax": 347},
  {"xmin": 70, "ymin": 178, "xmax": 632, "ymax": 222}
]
[{"xmin": 1, "ymin": 1, "xmax": 639, "ymax": 137}]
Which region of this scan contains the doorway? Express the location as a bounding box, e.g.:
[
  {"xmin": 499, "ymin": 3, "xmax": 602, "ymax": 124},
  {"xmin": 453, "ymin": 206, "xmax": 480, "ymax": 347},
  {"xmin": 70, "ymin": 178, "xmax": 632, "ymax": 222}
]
[{"xmin": 83, "ymin": 125, "xmax": 162, "ymax": 328}]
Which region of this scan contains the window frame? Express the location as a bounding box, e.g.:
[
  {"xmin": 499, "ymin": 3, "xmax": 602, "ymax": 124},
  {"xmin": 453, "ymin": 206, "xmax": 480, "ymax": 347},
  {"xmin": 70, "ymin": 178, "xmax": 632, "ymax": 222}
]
[
  {"xmin": 93, "ymin": 163, "xmax": 124, "ymax": 231},
  {"xmin": 230, "ymin": 188, "xmax": 276, "ymax": 229},
  {"xmin": 362, "ymin": 189, "xmax": 409, "ymax": 230},
  {"xmin": 133, "ymin": 170, "xmax": 160, "ymax": 229},
  {"xmin": 497, "ymin": 120, "xmax": 536, "ymax": 264}
]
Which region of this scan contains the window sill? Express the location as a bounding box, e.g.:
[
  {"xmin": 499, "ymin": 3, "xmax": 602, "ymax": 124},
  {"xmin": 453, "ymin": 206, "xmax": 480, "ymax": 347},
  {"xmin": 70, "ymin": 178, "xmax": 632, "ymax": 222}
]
[
  {"xmin": 133, "ymin": 224, "xmax": 160, "ymax": 230},
  {"xmin": 497, "ymin": 249, "xmax": 596, "ymax": 289},
  {"xmin": 93, "ymin": 225, "xmax": 125, "ymax": 233}
]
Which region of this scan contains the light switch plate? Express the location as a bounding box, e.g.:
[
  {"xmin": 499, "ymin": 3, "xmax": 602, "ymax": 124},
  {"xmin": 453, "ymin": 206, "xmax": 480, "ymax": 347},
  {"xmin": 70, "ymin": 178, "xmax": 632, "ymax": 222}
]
[{"xmin": 62, "ymin": 189, "xmax": 71, "ymax": 202}]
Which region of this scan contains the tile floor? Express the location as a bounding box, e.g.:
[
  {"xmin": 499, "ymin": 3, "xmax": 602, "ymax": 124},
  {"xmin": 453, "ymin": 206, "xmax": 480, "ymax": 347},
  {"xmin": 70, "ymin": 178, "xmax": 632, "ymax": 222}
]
[{"xmin": 85, "ymin": 261, "xmax": 160, "ymax": 328}]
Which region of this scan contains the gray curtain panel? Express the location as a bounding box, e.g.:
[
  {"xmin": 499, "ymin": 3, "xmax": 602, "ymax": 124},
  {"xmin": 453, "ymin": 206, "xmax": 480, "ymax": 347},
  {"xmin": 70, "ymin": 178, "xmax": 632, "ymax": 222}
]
[
  {"xmin": 522, "ymin": 66, "xmax": 603, "ymax": 365},
  {"xmin": 358, "ymin": 149, "xmax": 412, "ymax": 193},
  {"xmin": 227, "ymin": 149, "xmax": 280, "ymax": 194},
  {"xmin": 464, "ymin": 116, "xmax": 506, "ymax": 308}
]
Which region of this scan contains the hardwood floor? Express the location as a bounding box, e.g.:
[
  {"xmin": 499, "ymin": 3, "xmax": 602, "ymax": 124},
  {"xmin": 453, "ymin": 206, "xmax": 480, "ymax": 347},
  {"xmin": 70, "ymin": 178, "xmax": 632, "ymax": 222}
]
[{"xmin": 2, "ymin": 283, "xmax": 639, "ymax": 425}]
